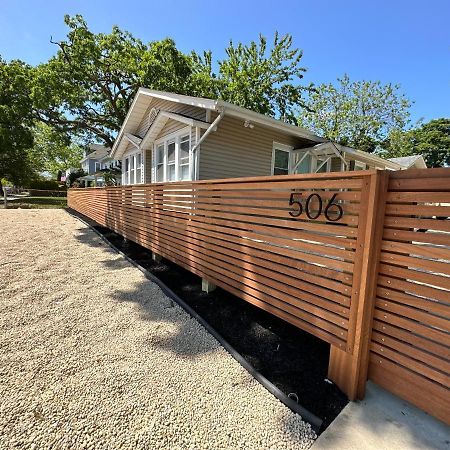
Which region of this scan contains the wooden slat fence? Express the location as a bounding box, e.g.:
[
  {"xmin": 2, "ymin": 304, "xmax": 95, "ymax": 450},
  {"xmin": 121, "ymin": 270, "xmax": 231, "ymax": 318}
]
[
  {"xmin": 68, "ymin": 168, "xmax": 450, "ymax": 424},
  {"xmin": 368, "ymin": 168, "xmax": 450, "ymax": 424},
  {"xmin": 69, "ymin": 172, "xmax": 376, "ymax": 351}
]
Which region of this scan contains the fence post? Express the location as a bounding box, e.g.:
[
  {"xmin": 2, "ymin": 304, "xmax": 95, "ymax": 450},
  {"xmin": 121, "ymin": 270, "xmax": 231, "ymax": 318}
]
[{"xmin": 328, "ymin": 170, "xmax": 389, "ymax": 400}]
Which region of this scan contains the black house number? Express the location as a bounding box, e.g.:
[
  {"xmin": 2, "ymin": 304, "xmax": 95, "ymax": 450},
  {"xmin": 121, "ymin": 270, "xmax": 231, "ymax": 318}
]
[{"xmin": 289, "ymin": 192, "xmax": 344, "ymax": 222}]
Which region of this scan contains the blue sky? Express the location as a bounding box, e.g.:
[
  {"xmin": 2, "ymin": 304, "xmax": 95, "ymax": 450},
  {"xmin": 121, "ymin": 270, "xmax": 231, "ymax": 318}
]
[{"xmin": 0, "ymin": 0, "xmax": 449, "ymax": 123}]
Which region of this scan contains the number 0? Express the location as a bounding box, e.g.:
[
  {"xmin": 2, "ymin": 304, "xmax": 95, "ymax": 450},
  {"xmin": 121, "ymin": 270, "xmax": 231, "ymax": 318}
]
[{"xmin": 305, "ymin": 193, "xmax": 322, "ymax": 219}]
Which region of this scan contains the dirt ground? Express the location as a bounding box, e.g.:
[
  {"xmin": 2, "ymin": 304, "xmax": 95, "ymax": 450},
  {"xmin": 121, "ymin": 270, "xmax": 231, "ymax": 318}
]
[{"xmin": 0, "ymin": 209, "xmax": 316, "ymax": 449}]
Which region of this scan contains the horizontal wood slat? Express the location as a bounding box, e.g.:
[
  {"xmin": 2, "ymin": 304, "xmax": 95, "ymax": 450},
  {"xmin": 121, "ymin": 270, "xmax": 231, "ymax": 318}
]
[
  {"xmin": 368, "ymin": 168, "xmax": 450, "ymax": 425},
  {"xmin": 68, "ymin": 174, "xmax": 368, "ymax": 350},
  {"xmin": 68, "ymin": 168, "xmax": 450, "ymax": 424}
]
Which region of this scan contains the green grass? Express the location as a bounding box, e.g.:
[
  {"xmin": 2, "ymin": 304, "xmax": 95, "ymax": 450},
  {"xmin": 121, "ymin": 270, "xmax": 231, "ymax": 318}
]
[{"xmin": 1, "ymin": 196, "xmax": 67, "ymax": 209}]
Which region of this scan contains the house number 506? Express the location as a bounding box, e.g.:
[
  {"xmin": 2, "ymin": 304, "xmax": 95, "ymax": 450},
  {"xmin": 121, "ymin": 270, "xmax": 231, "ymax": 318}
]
[{"xmin": 289, "ymin": 193, "xmax": 343, "ymax": 222}]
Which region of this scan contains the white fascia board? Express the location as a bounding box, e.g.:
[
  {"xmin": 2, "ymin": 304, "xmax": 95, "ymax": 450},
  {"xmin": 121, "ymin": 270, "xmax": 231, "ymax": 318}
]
[
  {"xmin": 138, "ymin": 88, "xmax": 218, "ymax": 111},
  {"xmin": 332, "ymin": 143, "xmax": 402, "ymax": 169},
  {"xmin": 124, "ymin": 133, "xmax": 142, "ymax": 149},
  {"xmin": 110, "ymin": 90, "xmax": 152, "ymax": 158}
]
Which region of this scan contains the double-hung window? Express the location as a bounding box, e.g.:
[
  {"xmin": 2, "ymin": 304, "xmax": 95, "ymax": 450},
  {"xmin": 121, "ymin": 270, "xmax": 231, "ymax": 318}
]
[
  {"xmin": 272, "ymin": 143, "xmax": 293, "ymax": 175},
  {"xmin": 153, "ymin": 128, "xmax": 192, "ymax": 182},
  {"xmin": 167, "ymin": 139, "xmax": 176, "ymax": 181},
  {"xmin": 124, "ymin": 158, "xmax": 129, "ymax": 184},
  {"xmin": 156, "ymin": 144, "xmax": 165, "ymax": 182},
  {"xmin": 179, "ymin": 135, "xmax": 190, "ymax": 180},
  {"xmin": 123, "ymin": 151, "xmax": 143, "ymax": 185}
]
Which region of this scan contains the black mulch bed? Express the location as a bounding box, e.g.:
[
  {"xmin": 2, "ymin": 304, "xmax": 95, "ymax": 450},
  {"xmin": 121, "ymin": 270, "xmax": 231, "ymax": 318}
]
[{"xmin": 72, "ymin": 211, "xmax": 348, "ymax": 431}]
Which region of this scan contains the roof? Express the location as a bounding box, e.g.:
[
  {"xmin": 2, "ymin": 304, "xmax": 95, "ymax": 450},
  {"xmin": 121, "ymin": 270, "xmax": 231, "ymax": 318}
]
[
  {"xmin": 111, "ymin": 88, "xmax": 325, "ymax": 158},
  {"xmin": 80, "ymin": 144, "xmax": 110, "ymax": 163},
  {"xmin": 306, "ymin": 142, "xmax": 403, "ymax": 170},
  {"xmin": 388, "ymin": 155, "xmax": 427, "ymax": 169}
]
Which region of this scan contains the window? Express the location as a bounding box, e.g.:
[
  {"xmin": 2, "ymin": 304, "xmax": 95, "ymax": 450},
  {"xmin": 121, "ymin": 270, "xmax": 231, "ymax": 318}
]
[
  {"xmin": 272, "ymin": 143, "xmax": 293, "ymax": 175},
  {"xmin": 130, "ymin": 154, "xmax": 135, "ymax": 183},
  {"xmin": 156, "ymin": 144, "xmax": 165, "ymax": 182},
  {"xmin": 153, "ymin": 128, "xmax": 192, "ymax": 182},
  {"xmin": 167, "ymin": 139, "xmax": 176, "ymax": 181},
  {"xmin": 124, "ymin": 158, "xmax": 129, "ymax": 184},
  {"xmin": 354, "ymin": 161, "xmax": 367, "ymax": 171},
  {"xmin": 123, "ymin": 151, "xmax": 143, "ymax": 185},
  {"xmin": 179, "ymin": 134, "xmax": 190, "ymax": 180},
  {"xmin": 95, "ymin": 162, "xmax": 101, "ymax": 172}
]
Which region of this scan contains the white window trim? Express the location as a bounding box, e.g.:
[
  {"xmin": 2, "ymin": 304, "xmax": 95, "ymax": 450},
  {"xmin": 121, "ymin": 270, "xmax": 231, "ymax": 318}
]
[
  {"xmin": 122, "ymin": 149, "xmax": 143, "ymax": 185},
  {"xmin": 354, "ymin": 161, "xmax": 367, "ymax": 171},
  {"xmin": 271, "ymin": 142, "xmax": 294, "ymax": 175},
  {"xmin": 153, "ymin": 126, "xmax": 193, "ymax": 183},
  {"xmin": 94, "ymin": 162, "xmax": 101, "ymax": 172}
]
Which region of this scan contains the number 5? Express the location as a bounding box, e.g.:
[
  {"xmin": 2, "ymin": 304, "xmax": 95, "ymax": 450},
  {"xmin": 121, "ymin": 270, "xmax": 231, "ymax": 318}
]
[{"xmin": 289, "ymin": 193, "xmax": 302, "ymax": 217}]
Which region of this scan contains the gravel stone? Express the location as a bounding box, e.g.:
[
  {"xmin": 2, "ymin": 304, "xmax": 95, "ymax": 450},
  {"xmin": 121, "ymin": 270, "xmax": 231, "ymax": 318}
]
[{"xmin": 0, "ymin": 209, "xmax": 316, "ymax": 449}]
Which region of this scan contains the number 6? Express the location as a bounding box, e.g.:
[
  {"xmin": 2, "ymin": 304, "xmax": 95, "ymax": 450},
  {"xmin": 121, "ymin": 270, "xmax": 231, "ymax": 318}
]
[{"xmin": 324, "ymin": 193, "xmax": 343, "ymax": 221}]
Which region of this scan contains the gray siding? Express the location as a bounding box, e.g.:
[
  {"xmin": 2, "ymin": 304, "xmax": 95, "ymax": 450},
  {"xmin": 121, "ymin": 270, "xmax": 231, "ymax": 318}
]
[
  {"xmin": 199, "ymin": 115, "xmax": 312, "ymax": 180},
  {"xmin": 157, "ymin": 119, "xmax": 189, "ymax": 140}
]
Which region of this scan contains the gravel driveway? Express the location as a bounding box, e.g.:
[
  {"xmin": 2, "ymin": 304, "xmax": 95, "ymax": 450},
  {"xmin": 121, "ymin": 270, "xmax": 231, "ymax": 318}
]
[{"xmin": 0, "ymin": 210, "xmax": 315, "ymax": 449}]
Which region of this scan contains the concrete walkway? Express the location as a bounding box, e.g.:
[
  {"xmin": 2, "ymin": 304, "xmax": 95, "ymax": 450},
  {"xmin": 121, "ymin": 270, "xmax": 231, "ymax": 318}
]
[{"xmin": 314, "ymin": 381, "xmax": 449, "ymax": 450}]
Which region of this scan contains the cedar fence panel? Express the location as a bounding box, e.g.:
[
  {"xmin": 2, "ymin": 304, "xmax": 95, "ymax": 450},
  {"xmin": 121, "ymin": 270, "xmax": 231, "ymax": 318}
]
[
  {"xmin": 68, "ymin": 168, "xmax": 450, "ymax": 424},
  {"xmin": 69, "ymin": 172, "xmax": 375, "ymax": 353},
  {"xmin": 368, "ymin": 168, "xmax": 450, "ymax": 425}
]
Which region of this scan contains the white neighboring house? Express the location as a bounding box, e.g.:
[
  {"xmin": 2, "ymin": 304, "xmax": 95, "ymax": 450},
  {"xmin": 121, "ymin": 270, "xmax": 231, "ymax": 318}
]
[
  {"xmin": 110, "ymin": 89, "xmax": 427, "ymax": 185},
  {"xmin": 78, "ymin": 144, "xmax": 120, "ymax": 187},
  {"xmin": 387, "ymin": 155, "xmax": 427, "ymax": 169}
]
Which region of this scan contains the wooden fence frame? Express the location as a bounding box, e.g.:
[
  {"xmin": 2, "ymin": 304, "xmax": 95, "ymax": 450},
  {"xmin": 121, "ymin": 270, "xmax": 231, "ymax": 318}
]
[{"xmin": 68, "ymin": 168, "xmax": 450, "ymax": 424}]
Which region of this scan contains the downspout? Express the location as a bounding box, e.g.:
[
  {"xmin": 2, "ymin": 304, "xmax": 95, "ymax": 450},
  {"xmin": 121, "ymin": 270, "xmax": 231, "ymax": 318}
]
[
  {"xmin": 191, "ymin": 108, "xmax": 225, "ymax": 154},
  {"xmin": 190, "ymin": 109, "xmax": 225, "ymax": 180}
]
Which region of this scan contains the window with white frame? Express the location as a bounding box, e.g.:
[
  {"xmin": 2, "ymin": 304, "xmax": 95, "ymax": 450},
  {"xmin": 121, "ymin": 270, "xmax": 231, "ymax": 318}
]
[
  {"xmin": 124, "ymin": 158, "xmax": 129, "ymax": 184},
  {"xmin": 95, "ymin": 162, "xmax": 101, "ymax": 172},
  {"xmin": 272, "ymin": 143, "xmax": 293, "ymax": 175},
  {"xmin": 155, "ymin": 143, "xmax": 164, "ymax": 182},
  {"xmin": 123, "ymin": 151, "xmax": 143, "ymax": 185},
  {"xmin": 153, "ymin": 128, "xmax": 192, "ymax": 182}
]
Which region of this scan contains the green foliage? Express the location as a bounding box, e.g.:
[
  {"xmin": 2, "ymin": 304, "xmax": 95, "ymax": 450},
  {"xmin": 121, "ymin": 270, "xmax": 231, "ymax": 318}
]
[
  {"xmin": 28, "ymin": 122, "xmax": 83, "ymax": 176},
  {"xmin": 32, "ymin": 15, "xmax": 198, "ymax": 147},
  {"xmin": 298, "ymin": 74, "xmax": 411, "ymax": 152},
  {"xmin": 23, "ymin": 178, "xmax": 66, "ymax": 190},
  {"xmin": 31, "ymin": 16, "xmax": 311, "ymax": 146},
  {"xmin": 1, "ymin": 196, "xmax": 67, "ymax": 209},
  {"xmin": 385, "ymin": 118, "xmax": 450, "ymax": 167},
  {"xmin": 193, "ymin": 33, "xmax": 310, "ymax": 123},
  {"xmin": 98, "ymin": 166, "xmax": 121, "ymax": 186},
  {"xmin": 67, "ymin": 168, "xmax": 86, "ymax": 187},
  {"xmin": 0, "ymin": 57, "xmax": 35, "ymax": 184}
]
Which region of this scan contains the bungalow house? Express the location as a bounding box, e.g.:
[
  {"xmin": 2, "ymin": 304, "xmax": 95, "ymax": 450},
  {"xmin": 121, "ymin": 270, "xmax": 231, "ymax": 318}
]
[
  {"xmin": 110, "ymin": 89, "xmax": 423, "ymax": 184},
  {"xmin": 79, "ymin": 144, "xmax": 121, "ymax": 187}
]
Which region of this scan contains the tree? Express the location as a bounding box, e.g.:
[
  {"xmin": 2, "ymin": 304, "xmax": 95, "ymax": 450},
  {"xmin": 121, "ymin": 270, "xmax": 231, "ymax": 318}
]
[
  {"xmin": 298, "ymin": 74, "xmax": 411, "ymax": 152},
  {"xmin": 385, "ymin": 118, "xmax": 450, "ymax": 167},
  {"xmin": 32, "ymin": 16, "xmax": 312, "ymax": 147},
  {"xmin": 32, "ymin": 15, "xmax": 197, "ymax": 147},
  {"xmin": 193, "ymin": 33, "xmax": 311, "ymax": 123},
  {"xmin": 28, "ymin": 122, "xmax": 84, "ymax": 177},
  {"xmin": 0, "ymin": 57, "xmax": 34, "ymax": 193}
]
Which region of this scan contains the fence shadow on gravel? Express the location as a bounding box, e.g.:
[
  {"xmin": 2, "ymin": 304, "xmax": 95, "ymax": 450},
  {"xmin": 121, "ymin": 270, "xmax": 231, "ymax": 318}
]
[
  {"xmin": 71, "ymin": 217, "xmax": 322, "ymax": 444},
  {"xmin": 73, "ymin": 223, "xmax": 222, "ymax": 358}
]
